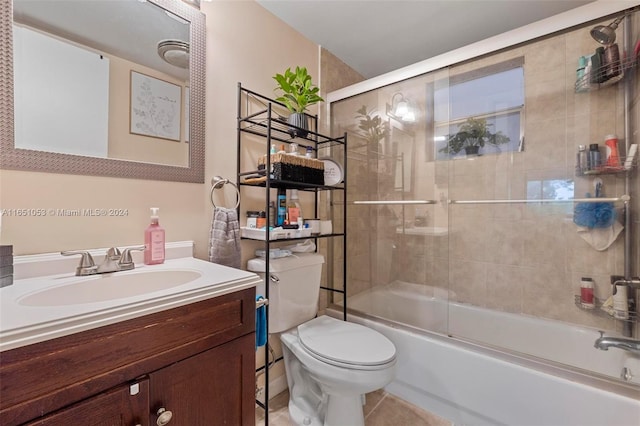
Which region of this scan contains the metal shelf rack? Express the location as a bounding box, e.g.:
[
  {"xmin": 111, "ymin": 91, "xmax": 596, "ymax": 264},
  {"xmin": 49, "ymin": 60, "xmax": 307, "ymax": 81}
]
[{"xmin": 237, "ymin": 83, "xmax": 347, "ymax": 425}]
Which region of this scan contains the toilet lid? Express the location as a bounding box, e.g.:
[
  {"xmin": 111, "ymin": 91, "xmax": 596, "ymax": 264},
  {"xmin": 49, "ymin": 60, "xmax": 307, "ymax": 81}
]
[{"xmin": 297, "ymin": 316, "xmax": 396, "ymax": 368}]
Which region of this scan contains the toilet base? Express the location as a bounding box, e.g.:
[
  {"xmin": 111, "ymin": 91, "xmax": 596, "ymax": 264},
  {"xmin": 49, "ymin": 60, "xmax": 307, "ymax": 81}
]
[{"xmin": 280, "ymin": 319, "xmax": 396, "ymax": 426}]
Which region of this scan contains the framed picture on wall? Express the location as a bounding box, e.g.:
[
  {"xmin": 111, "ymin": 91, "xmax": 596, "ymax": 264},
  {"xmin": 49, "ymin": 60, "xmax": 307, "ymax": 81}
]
[{"xmin": 130, "ymin": 71, "xmax": 181, "ymax": 142}]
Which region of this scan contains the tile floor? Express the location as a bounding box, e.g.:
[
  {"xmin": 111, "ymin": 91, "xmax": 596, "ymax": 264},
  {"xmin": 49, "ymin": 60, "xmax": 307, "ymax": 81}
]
[{"xmin": 256, "ymin": 389, "xmax": 452, "ymax": 426}]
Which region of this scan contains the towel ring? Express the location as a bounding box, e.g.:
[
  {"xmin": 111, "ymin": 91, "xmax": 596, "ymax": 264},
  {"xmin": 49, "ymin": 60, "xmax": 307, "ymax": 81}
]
[{"xmin": 210, "ymin": 176, "xmax": 240, "ymax": 209}]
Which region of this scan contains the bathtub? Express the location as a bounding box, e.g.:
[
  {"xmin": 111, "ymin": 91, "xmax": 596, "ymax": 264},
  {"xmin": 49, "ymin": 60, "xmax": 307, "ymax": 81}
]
[{"xmin": 328, "ymin": 281, "xmax": 640, "ymax": 426}]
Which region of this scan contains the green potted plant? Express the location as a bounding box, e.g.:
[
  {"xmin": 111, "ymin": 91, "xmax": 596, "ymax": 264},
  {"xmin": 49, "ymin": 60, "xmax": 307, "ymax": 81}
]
[
  {"xmin": 273, "ymin": 66, "xmax": 324, "ymax": 138},
  {"xmin": 439, "ymin": 117, "xmax": 510, "ymax": 156}
]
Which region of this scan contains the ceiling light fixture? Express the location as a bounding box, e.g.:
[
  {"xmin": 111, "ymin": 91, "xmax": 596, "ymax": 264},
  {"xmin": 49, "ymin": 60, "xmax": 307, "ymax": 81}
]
[{"xmin": 157, "ymin": 39, "xmax": 190, "ymax": 69}]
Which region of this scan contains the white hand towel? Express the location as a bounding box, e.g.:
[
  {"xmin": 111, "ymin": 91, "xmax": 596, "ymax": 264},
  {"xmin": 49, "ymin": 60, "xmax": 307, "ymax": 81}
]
[
  {"xmin": 209, "ymin": 207, "xmax": 241, "ymax": 268},
  {"xmin": 575, "ymin": 221, "xmax": 623, "ymax": 251}
]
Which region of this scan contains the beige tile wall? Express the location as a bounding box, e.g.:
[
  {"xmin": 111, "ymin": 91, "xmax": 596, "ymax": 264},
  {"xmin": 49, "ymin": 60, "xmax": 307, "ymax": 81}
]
[{"xmin": 332, "ymin": 14, "xmax": 639, "ymax": 336}]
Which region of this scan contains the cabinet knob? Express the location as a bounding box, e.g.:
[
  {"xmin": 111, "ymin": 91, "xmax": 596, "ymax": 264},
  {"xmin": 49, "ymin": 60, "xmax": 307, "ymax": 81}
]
[{"xmin": 156, "ymin": 407, "xmax": 173, "ymax": 425}]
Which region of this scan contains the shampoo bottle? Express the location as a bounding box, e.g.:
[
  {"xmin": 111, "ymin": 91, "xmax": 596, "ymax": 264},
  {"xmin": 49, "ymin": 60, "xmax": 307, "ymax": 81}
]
[
  {"xmin": 276, "ymin": 188, "xmax": 287, "ymax": 226},
  {"xmin": 144, "ymin": 207, "xmax": 165, "ymax": 265}
]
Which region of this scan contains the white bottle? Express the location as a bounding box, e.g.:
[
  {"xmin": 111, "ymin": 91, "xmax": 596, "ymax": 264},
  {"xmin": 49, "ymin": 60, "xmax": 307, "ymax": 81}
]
[
  {"xmin": 625, "ymin": 144, "xmax": 637, "ymax": 170},
  {"xmin": 613, "ymin": 284, "xmax": 629, "ymax": 319}
]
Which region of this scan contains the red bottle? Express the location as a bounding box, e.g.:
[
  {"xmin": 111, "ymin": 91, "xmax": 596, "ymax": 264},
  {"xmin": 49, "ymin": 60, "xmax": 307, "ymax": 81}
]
[
  {"xmin": 580, "ymin": 277, "xmax": 595, "ymax": 309},
  {"xmin": 604, "ymin": 134, "xmax": 622, "ymax": 170}
]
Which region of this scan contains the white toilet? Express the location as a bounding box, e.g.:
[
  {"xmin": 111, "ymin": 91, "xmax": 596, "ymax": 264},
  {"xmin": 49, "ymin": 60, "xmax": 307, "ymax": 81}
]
[{"xmin": 248, "ymin": 253, "xmax": 396, "ymax": 426}]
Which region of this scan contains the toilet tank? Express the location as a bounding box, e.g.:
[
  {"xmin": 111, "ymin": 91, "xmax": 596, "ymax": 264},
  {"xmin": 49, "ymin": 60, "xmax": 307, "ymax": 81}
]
[{"xmin": 247, "ymin": 253, "xmax": 325, "ymax": 333}]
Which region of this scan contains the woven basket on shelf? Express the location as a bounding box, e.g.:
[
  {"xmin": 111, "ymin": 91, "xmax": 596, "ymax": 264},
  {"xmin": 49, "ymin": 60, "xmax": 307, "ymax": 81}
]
[{"xmin": 257, "ymin": 153, "xmax": 324, "ymax": 185}]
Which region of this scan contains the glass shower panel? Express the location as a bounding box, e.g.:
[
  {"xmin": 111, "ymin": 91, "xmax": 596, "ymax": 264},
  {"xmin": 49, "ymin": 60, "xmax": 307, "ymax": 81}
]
[
  {"xmin": 330, "ymin": 9, "xmax": 637, "ymax": 384},
  {"xmin": 331, "ymin": 69, "xmax": 451, "ymax": 336},
  {"xmin": 444, "ymin": 13, "xmax": 637, "ymax": 382}
]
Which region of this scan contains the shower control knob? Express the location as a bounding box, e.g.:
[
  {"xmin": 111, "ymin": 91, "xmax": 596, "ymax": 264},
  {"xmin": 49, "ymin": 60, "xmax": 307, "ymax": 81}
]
[
  {"xmin": 156, "ymin": 407, "xmax": 173, "ymax": 425},
  {"xmin": 621, "ymin": 367, "xmax": 633, "ymax": 382}
]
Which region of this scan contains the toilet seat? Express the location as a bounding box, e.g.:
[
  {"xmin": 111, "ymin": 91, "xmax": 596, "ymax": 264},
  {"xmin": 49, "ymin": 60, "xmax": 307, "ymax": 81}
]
[{"xmin": 297, "ymin": 316, "xmax": 396, "ymax": 370}]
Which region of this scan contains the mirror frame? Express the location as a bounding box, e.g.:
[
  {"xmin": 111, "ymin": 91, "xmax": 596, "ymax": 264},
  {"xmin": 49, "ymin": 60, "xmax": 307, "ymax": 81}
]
[{"xmin": 0, "ymin": 0, "xmax": 205, "ymax": 183}]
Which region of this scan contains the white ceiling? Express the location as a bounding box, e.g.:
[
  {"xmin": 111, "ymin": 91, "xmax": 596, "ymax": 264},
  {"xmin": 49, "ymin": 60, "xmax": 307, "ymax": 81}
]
[
  {"xmin": 257, "ymin": 0, "xmax": 596, "ymax": 79},
  {"xmin": 13, "ymin": 0, "xmax": 190, "ymax": 81}
]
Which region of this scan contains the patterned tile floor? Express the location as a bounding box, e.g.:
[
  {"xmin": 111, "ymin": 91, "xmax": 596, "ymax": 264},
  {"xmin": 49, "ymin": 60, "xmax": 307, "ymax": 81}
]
[{"xmin": 256, "ymin": 389, "xmax": 452, "ymax": 426}]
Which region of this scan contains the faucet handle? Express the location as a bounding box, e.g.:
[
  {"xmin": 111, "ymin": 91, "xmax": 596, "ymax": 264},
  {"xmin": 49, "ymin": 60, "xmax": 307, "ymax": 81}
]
[
  {"xmin": 61, "ymin": 250, "xmax": 97, "ymax": 276},
  {"xmin": 119, "ymin": 245, "xmax": 146, "ymax": 269},
  {"xmin": 106, "ymin": 247, "xmax": 122, "ymax": 260}
]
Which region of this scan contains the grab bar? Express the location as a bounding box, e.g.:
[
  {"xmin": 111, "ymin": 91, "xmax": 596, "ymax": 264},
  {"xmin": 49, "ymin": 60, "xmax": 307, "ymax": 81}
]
[
  {"xmin": 449, "ymin": 195, "xmax": 630, "ymax": 205},
  {"xmin": 352, "ymin": 200, "xmax": 437, "ymax": 205}
]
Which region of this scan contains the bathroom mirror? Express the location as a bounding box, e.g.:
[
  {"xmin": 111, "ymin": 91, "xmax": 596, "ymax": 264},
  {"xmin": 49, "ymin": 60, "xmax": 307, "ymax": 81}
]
[{"xmin": 1, "ymin": 0, "xmax": 205, "ymax": 183}]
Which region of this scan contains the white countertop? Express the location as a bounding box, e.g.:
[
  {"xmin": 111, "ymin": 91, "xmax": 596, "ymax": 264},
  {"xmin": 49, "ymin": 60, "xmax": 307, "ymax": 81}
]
[{"xmin": 0, "ymin": 257, "xmax": 260, "ymax": 352}]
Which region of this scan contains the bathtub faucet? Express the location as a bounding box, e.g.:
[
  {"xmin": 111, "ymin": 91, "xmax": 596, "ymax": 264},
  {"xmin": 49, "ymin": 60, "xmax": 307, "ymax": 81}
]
[
  {"xmin": 594, "ymin": 332, "xmax": 640, "ymax": 355},
  {"xmin": 613, "ymin": 278, "xmax": 640, "ymax": 289}
]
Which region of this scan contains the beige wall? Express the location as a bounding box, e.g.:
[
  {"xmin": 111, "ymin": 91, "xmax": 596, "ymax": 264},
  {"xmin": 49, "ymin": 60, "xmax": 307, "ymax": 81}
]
[{"xmin": 0, "ymin": 1, "xmax": 319, "ymax": 263}]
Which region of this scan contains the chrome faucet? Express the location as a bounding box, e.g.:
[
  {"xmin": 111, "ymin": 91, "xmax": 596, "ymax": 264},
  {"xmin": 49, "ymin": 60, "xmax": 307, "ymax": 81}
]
[
  {"xmin": 594, "ymin": 332, "xmax": 640, "ymax": 355},
  {"xmin": 613, "ymin": 278, "xmax": 640, "ymax": 290},
  {"xmin": 62, "ymin": 246, "xmax": 145, "ymax": 276}
]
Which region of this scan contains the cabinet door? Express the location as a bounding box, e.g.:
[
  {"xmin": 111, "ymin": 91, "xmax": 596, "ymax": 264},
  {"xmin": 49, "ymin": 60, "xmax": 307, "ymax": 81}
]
[
  {"xmin": 149, "ymin": 333, "xmax": 255, "ymax": 426},
  {"xmin": 25, "ymin": 379, "xmax": 149, "ymax": 426}
]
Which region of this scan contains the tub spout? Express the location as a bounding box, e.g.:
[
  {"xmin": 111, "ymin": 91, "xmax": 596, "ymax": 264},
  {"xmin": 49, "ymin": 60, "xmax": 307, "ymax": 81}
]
[{"xmin": 594, "ymin": 334, "xmax": 640, "ymax": 355}]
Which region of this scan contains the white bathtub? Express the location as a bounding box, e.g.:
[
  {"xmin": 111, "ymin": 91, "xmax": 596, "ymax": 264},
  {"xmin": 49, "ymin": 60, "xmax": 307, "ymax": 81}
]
[{"xmin": 329, "ymin": 281, "xmax": 640, "ymax": 426}]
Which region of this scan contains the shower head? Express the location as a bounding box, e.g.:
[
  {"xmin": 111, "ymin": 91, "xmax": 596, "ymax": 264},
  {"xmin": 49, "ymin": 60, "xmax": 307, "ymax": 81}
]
[{"xmin": 590, "ymin": 16, "xmax": 624, "ymax": 45}]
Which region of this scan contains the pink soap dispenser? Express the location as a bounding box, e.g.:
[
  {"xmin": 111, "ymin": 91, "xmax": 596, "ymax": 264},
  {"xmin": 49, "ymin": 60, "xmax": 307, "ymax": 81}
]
[{"xmin": 144, "ymin": 207, "xmax": 165, "ymax": 265}]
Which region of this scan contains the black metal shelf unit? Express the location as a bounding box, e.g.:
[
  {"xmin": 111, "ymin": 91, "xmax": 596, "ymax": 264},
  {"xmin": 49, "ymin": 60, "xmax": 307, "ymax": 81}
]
[{"xmin": 236, "ymin": 83, "xmax": 347, "ymax": 424}]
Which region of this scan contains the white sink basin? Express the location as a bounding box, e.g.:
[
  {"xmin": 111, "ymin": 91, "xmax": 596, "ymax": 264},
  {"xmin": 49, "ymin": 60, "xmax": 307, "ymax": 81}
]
[{"xmin": 18, "ymin": 270, "xmax": 202, "ymax": 306}]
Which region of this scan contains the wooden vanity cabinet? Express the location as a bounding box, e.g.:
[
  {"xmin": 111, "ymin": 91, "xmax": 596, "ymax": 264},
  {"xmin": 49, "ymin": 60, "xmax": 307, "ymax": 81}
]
[
  {"xmin": 24, "ymin": 379, "xmax": 150, "ymax": 426},
  {"xmin": 0, "ymin": 288, "xmax": 256, "ymax": 426}
]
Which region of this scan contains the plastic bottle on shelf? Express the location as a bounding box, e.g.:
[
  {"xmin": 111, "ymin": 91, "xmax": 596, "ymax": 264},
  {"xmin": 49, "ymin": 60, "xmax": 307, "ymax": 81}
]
[
  {"xmin": 576, "ymin": 145, "xmax": 587, "ymax": 175},
  {"xmin": 604, "ymin": 43, "xmax": 621, "ymax": 80},
  {"xmin": 305, "ymin": 146, "xmax": 314, "ymax": 158},
  {"xmin": 268, "ymin": 201, "xmax": 276, "ymax": 227},
  {"xmin": 613, "ymin": 284, "xmax": 629, "ymax": 319},
  {"xmin": 276, "ymin": 188, "xmax": 287, "ymax": 226},
  {"xmin": 590, "ymin": 47, "xmax": 605, "ymax": 84},
  {"xmin": 625, "ymin": 144, "xmax": 638, "ymax": 170},
  {"xmin": 289, "ymin": 143, "xmax": 299, "ymax": 156},
  {"xmin": 604, "ymin": 134, "xmax": 622, "ymax": 170},
  {"xmin": 582, "ymin": 57, "xmax": 592, "ymax": 91},
  {"xmin": 588, "ymin": 144, "xmax": 601, "ymax": 171},
  {"xmin": 580, "ymin": 277, "xmax": 595, "ymax": 309},
  {"xmin": 287, "ymin": 189, "xmax": 303, "ymax": 224}
]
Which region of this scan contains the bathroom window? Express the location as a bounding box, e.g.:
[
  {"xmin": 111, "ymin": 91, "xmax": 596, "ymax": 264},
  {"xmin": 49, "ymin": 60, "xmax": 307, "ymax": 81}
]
[
  {"xmin": 431, "ymin": 58, "xmax": 525, "ymax": 160},
  {"xmin": 526, "ymin": 178, "xmax": 575, "ymax": 201}
]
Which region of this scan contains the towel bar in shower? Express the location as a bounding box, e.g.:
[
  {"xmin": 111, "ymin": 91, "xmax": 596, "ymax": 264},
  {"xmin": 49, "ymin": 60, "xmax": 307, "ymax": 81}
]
[
  {"xmin": 210, "ymin": 176, "xmax": 241, "ymax": 209},
  {"xmin": 352, "ymin": 200, "xmax": 437, "ymax": 205},
  {"xmin": 449, "ymin": 195, "xmax": 630, "ymax": 204},
  {"xmin": 256, "ymin": 298, "xmax": 269, "ymax": 309}
]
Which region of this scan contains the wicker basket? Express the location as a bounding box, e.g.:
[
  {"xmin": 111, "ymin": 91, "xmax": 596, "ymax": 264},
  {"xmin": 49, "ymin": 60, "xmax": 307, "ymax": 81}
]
[{"xmin": 258, "ymin": 153, "xmax": 324, "ymax": 185}]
